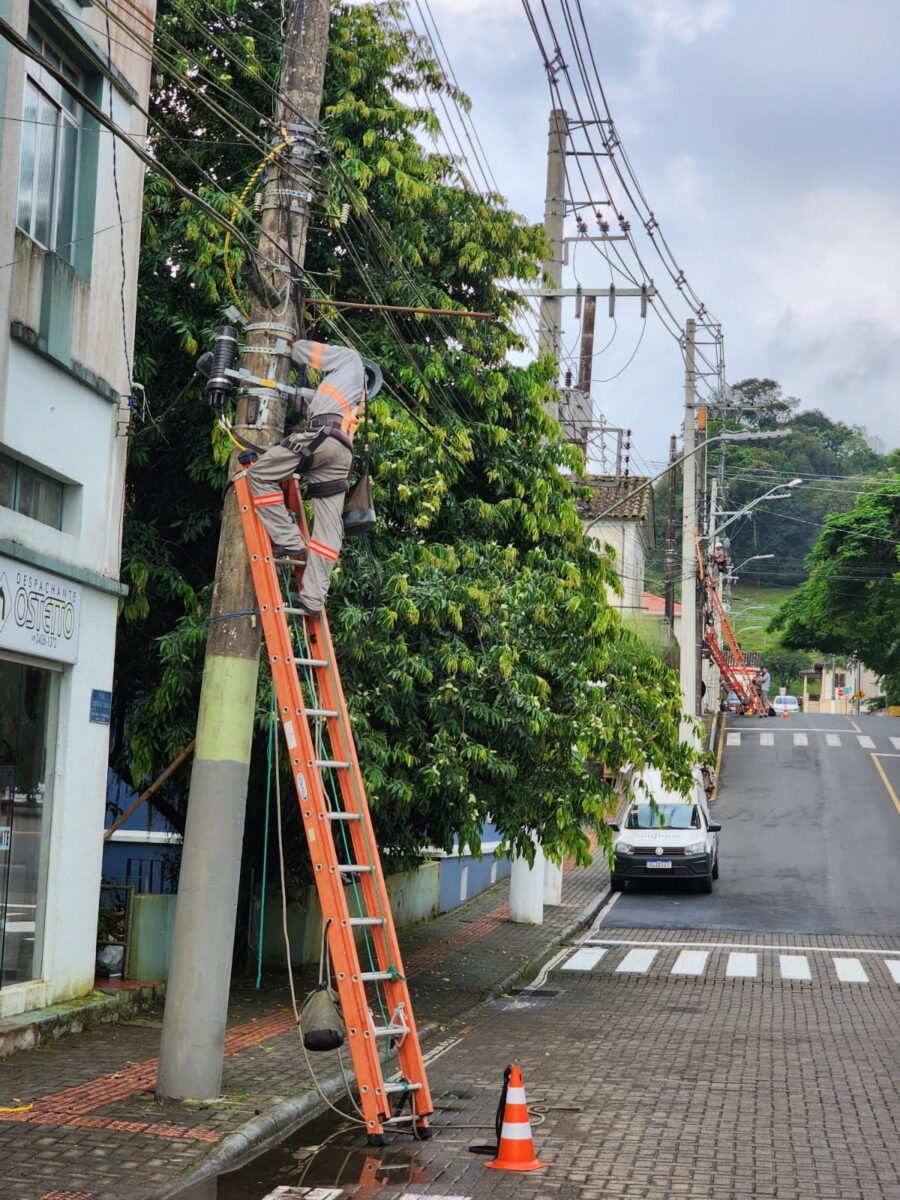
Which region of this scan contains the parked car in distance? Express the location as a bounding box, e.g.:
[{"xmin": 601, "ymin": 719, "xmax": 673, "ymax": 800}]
[
  {"xmin": 773, "ymin": 694, "xmax": 800, "ymax": 714},
  {"xmin": 608, "ymin": 800, "xmax": 721, "ymax": 894}
]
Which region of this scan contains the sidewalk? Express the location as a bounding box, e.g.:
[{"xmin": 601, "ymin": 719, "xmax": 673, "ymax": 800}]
[{"xmin": 0, "ymin": 852, "xmax": 609, "ymax": 1200}]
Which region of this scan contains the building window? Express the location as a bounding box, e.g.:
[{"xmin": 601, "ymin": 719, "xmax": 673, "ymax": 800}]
[
  {"xmin": 0, "ymin": 453, "xmax": 64, "ymax": 530},
  {"xmin": 0, "ymin": 658, "xmax": 54, "ymax": 988},
  {"xmin": 16, "ymin": 27, "xmax": 83, "ymax": 265}
]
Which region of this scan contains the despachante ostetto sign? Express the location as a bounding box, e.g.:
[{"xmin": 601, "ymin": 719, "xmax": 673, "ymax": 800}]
[{"xmin": 0, "ymin": 554, "xmax": 81, "ymax": 664}]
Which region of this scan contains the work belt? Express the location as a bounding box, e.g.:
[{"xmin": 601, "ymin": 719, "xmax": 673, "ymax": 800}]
[{"xmin": 307, "ymin": 415, "xmax": 354, "ymax": 452}]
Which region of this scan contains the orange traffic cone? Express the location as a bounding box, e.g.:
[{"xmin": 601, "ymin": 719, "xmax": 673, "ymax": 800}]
[
  {"xmin": 782, "ymin": 706, "xmax": 789, "ymax": 720},
  {"xmin": 485, "ymin": 1064, "xmax": 547, "ymax": 1172}
]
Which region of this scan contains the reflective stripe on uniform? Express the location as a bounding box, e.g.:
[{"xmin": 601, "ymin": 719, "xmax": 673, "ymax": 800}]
[
  {"xmin": 309, "ymin": 341, "xmax": 325, "ymax": 370},
  {"xmin": 253, "ymin": 492, "xmax": 285, "ymax": 507},
  {"xmin": 309, "ymin": 539, "xmax": 339, "ymax": 562},
  {"xmin": 317, "ymin": 382, "xmax": 353, "ymax": 420},
  {"xmin": 498, "ymin": 1121, "xmax": 534, "ymax": 1141}
]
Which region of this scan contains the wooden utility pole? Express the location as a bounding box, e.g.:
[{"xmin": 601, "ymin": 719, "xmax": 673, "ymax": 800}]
[
  {"xmin": 157, "ymin": 0, "xmax": 331, "ymax": 1101},
  {"xmin": 576, "ymin": 294, "xmax": 596, "ymax": 458}
]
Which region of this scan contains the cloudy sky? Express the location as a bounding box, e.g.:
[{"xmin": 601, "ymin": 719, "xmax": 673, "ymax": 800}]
[{"xmin": 422, "ymin": 0, "xmax": 900, "ymax": 472}]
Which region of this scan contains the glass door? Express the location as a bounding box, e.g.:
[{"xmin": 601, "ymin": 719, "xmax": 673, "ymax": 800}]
[{"xmin": 0, "ymin": 658, "xmax": 53, "ymax": 987}]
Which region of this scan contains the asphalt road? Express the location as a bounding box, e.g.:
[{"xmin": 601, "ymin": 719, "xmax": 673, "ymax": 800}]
[{"xmin": 603, "ymin": 712, "xmax": 900, "ymax": 935}]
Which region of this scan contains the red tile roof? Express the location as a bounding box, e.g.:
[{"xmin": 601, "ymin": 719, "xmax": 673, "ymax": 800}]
[{"xmin": 641, "ymin": 591, "xmax": 681, "ymax": 616}]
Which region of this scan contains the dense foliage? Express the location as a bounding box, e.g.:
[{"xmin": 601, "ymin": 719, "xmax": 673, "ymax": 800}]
[
  {"xmin": 648, "ymin": 380, "xmax": 887, "ymax": 592},
  {"xmin": 772, "ymin": 466, "xmax": 900, "ymax": 703},
  {"xmin": 116, "ymin": 1, "xmax": 698, "ymax": 878}
]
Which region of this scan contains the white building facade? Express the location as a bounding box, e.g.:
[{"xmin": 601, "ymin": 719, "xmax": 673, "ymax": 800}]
[{"xmin": 0, "ymin": 0, "xmax": 154, "ymax": 1017}]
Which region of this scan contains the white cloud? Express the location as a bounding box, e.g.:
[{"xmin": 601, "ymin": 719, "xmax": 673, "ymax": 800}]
[{"xmin": 633, "ymin": 0, "xmax": 731, "ymax": 44}]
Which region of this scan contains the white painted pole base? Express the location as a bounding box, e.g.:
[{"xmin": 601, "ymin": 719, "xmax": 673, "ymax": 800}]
[
  {"xmin": 509, "ymin": 844, "xmax": 545, "ymax": 924},
  {"xmin": 543, "ymin": 858, "xmax": 563, "ymax": 905}
]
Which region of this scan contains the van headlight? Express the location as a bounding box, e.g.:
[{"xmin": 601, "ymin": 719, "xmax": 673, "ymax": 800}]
[
  {"xmin": 685, "ymin": 840, "xmax": 706, "ymax": 856},
  {"xmin": 616, "ymin": 841, "xmax": 635, "ymax": 856}
]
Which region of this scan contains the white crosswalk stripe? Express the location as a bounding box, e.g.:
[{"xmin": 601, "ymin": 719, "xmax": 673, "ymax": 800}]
[
  {"xmin": 726, "ymin": 952, "xmax": 758, "ymax": 978},
  {"xmin": 826, "ymin": 734, "xmax": 842, "ymax": 746},
  {"xmin": 833, "ymin": 958, "xmax": 868, "ymax": 983},
  {"xmin": 562, "ymin": 947, "xmax": 608, "ymax": 971},
  {"xmin": 570, "ymin": 942, "xmax": 900, "ymax": 987},
  {"xmin": 726, "ymin": 732, "xmax": 741, "ymax": 746},
  {"xmin": 857, "ymin": 735, "xmax": 876, "ymax": 749},
  {"xmin": 671, "ymin": 950, "xmax": 709, "ymax": 975},
  {"xmin": 793, "ymin": 733, "xmax": 808, "ymax": 746},
  {"xmin": 891, "ymin": 737, "xmax": 900, "ymax": 751},
  {"xmin": 760, "ymin": 731, "xmax": 774, "ymax": 746},
  {"xmin": 615, "ymin": 948, "xmax": 658, "ymax": 974},
  {"xmin": 779, "ymin": 955, "xmax": 812, "ymax": 981}
]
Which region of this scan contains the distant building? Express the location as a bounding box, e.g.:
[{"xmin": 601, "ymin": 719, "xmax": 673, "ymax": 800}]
[
  {"xmin": 576, "ymin": 475, "xmax": 656, "ymax": 615},
  {"xmin": 0, "ymin": 0, "xmax": 155, "ymax": 1017}
]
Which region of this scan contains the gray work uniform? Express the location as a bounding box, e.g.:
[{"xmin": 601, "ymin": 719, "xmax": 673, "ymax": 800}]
[{"xmin": 248, "ymin": 339, "xmax": 365, "ymax": 611}]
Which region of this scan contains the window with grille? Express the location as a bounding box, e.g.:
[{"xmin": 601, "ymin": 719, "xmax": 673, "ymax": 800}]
[
  {"xmin": 16, "ymin": 27, "xmax": 83, "ymax": 264},
  {"xmin": 0, "ymin": 453, "xmax": 64, "ymax": 530}
]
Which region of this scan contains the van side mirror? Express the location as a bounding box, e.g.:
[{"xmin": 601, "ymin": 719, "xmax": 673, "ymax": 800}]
[
  {"xmin": 606, "ymin": 822, "xmax": 620, "ymax": 832},
  {"xmin": 708, "ymin": 821, "xmax": 722, "ymax": 833}
]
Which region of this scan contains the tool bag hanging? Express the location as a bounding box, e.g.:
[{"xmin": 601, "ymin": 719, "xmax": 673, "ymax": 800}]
[{"xmin": 300, "ymin": 923, "xmax": 345, "ymax": 1052}]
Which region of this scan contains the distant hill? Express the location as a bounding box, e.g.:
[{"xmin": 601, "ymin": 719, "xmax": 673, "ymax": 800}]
[{"xmin": 647, "ymin": 379, "xmax": 889, "ymax": 591}]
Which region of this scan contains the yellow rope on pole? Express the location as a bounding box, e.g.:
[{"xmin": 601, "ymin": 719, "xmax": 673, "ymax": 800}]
[{"xmin": 223, "ymin": 135, "xmax": 294, "ymax": 319}]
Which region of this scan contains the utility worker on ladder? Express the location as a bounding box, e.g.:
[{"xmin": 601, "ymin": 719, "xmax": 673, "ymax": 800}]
[{"xmin": 249, "ymin": 339, "xmax": 377, "ymax": 615}]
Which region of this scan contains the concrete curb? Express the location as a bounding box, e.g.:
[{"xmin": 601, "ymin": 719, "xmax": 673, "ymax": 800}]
[
  {"xmin": 157, "ymin": 881, "xmax": 612, "ymax": 1198},
  {"xmin": 0, "ymin": 983, "xmax": 164, "ymax": 1059}
]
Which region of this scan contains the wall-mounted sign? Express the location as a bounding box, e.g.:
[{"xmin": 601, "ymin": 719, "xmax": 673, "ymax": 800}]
[
  {"xmin": 90, "ymin": 689, "xmax": 112, "ymax": 724},
  {"xmin": 0, "ymin": 554, "xmax": 81, "ymax": 664}
]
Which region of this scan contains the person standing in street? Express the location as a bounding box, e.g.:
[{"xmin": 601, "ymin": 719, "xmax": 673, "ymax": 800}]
[
  {"xmin": 248, "ymin": 338, "xmax": 371, "ymax": 614},
  {"xmin": 760, "ymin": 665, "xmax": 771, "ymax": 714}
]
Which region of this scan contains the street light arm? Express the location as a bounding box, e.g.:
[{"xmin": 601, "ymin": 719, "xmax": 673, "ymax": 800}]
[
  {"xmin": 581, "ymin": 430, "xmax": 792, "ymax": 534},
  {"xmin": 710, "ymin": 481, "xmax": 801, "ymax": 542}
]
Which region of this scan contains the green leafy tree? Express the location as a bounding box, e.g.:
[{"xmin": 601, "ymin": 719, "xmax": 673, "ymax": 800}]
[
  {"xmin": 116, "ymin": 1, "xmax": 698, "ymax": 873},
  {"xmin": 772, "ymin": 471, "xmax": 900, "ymax": 702}
]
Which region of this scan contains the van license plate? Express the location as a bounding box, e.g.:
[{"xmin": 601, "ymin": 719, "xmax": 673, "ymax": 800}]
[{"xmin": 647, "ymin": 860, "xmax": 672, "ymax": 869}]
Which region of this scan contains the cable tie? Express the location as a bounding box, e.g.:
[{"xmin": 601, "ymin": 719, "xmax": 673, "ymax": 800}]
[{"xmin": 208, "ymin": 609, "xmax": 259, "ymax": 624}]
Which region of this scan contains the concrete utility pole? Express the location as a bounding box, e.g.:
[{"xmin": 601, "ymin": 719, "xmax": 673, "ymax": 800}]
[
  {"xmin": 157, "ymin": 0, "xmax": 331, "ymax": 1101},
  {"xmin": 664, "ymin": 433, "xmax": 677, "ymax": 630},
  {"xmin": 679, "ymin": 319, "xmax": 698, "ymax": 744},
  {"xmin": 539, "ymin": 108, "xmax": 568, "ymax": 419}
]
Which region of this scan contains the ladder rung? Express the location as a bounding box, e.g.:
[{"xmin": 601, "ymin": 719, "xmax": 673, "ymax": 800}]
[
  {"xmin": 384, "ymin": 1081, "xmax": 422, "ymax": 1094},
  {"xmin": 306, "ymin": 708, "xmax": 339, "ymax": 718},
  {"xmin": 292, "ymin": 656, "xmax": 328, "ymax": 667},
  {"xmin": 338, "ymin": 864, "xmax": 374, "ymax": 873},
  {"xmin": 317, "ymin": 759, "xmax": 350, "ymax": 769},
  {"xmin": 349, "ymin": 917, "xmax": 385, "ymax": 927},
  {"xmin": 327, "ymin": 811, "xmax": 361, "ymax": 821},
  {"xmin": 373, "ymin": 1025, "xmax": 408, "ymax": 1038},
  {"xmin": 361, "ymin": 970, "xmax": 394, "ymax": 982}
]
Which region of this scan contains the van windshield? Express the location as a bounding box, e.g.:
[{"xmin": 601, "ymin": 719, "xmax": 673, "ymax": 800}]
[{"xmin": 626, "ymin": 804, "xmax": 700, "ymax": 830}]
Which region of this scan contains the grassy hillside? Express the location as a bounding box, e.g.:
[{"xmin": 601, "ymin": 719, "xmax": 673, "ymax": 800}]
[{"xmin": 728, "ymin": 584, "xmax": 795, "ymax": 656}]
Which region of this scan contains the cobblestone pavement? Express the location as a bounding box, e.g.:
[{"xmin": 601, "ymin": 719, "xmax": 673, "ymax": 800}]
[
  {"xmin": 199, "ymin": 923, "xmax": 900, "ymax": 1200},
  {"xmin": 0, "ymin": 853, "xmax": 608, "ymax": 1200}
]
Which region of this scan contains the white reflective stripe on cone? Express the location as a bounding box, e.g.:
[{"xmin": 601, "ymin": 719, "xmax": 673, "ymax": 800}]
[
  {"xmin": 500, "ymin": 1121, "xmax": 534, "ymax": 1141},
  {"xmin": 505, "ymin": 1087, "xmax": 527, "ymax": 1104}
]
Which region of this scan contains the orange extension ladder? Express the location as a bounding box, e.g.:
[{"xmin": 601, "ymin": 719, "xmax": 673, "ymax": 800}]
[
  {"xmin": 233, "ymin": 460, "xmax": 433, "ymax": 1144},
  {"xmin": 704, "ymin": 584, "xmax": 765, "ymax": 715}
]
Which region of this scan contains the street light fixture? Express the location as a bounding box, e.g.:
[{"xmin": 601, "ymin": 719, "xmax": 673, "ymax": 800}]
[
  {"xmin": 732, "ymin": 554, "xmax": 775, "ymax": 573},
  {"xmin": 710, "ymin": 479, "xmax": 804, "ymax": 541}
]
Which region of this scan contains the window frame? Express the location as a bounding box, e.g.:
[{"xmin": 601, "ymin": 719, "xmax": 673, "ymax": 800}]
[
  {"xmin": 16, "ymin": 26, "xmax": 85, "ymax": 266},
  {"xmin": 0, "ymin": 452, "xmax": 64, "ymax": 531}
]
